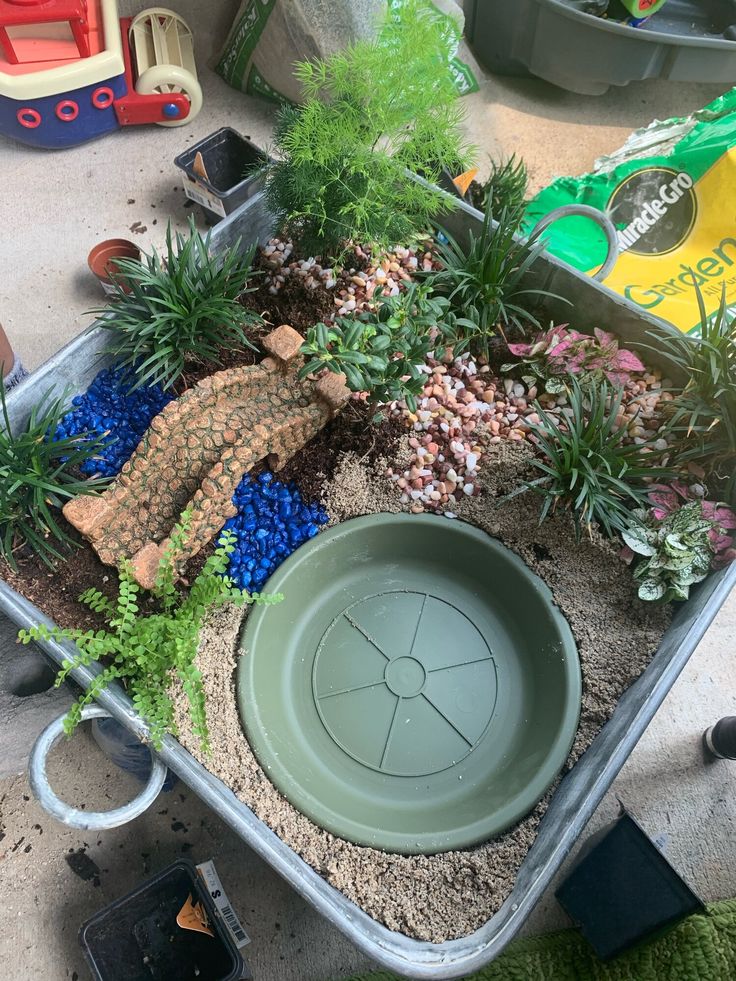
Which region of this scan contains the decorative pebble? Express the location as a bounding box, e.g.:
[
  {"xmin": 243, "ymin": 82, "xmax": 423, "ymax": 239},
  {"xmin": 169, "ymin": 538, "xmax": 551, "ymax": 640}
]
[
  {"xmin": 384, "ymin": 349, "xmax": 670, "ymax": 514},
  {"xmin": 223, "ymin": 472, "xmax": 328, "ymax": 592},
  {"xmin": 257, "ymin": 236, "xmax": 440, "ymax": 320},
  {"xmin": 54, "ymin": 366, "xmax": 173, "ymax": 477}
]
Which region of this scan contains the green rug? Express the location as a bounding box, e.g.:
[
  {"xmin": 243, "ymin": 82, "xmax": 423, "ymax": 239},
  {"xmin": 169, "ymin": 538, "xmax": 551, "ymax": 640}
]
[{"xmin": 343, "ymin": 899, "xmax": 736, "ymax": 981}]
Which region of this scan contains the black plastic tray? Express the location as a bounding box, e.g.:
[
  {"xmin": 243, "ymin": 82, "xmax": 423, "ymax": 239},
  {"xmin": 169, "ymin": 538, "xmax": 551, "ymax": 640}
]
[
  {"xmin": 175, "ymin": 127, "xmax": 267, "ymax": 224},
  {"xmin": 556, "ymin": 812, "xmax": 705, "ymax": 959},
  {"xmin": 80, "ymin": 860, "xmax": 245, "ymax": 981}
]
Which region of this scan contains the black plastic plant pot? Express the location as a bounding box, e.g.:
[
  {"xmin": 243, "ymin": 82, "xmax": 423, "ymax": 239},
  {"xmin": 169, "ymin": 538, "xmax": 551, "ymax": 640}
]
[
  {"xmin": 79, "ymin": 860, "xmax": 247, "ymax": 981},
  {"xmin": 555, "ymin": 812, "xmax": 705, "ymax": 960},
  {"xmin": 175, "ymin": 127, "xmax": 267, "ymax": 224}
]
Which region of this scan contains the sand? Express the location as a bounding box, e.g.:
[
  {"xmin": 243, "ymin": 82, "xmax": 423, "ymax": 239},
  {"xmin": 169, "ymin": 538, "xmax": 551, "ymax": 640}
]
[{"xmin": 172, "ymin": 442, "xmax": 671, "ymax": 943}]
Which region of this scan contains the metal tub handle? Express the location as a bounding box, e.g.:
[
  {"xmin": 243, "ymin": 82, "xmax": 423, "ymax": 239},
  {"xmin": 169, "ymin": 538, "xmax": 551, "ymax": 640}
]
[
  {"xmin": 28, "ymin": 705, "xmax": 167, "ymax": 830},
  {"xmin": 529, "ymin": 203, "xmax": 619, "ymax": 282}
]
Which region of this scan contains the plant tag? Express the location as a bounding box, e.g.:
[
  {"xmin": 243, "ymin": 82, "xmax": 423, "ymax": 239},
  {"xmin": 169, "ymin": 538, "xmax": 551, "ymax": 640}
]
[
  {"xmin": 196, "ymin": 860, "xmax": 250, "ymax": 948},
  {"xmin": 453, "ymin": 168, "xmax": 477, "ymax": 197},
  {"xmin": 177, "ymin": 892, "xmax": 214, "ymax": 937},
  {"xmin": 182, "ymin": 179, "xmax": 227, "ymax": 218}
]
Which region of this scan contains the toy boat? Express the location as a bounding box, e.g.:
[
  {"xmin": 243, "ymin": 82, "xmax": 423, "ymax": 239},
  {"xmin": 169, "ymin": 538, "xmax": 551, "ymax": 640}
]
[{"xmin": 0, "ymin": 1, "xmax": 201, "ymax": 149}]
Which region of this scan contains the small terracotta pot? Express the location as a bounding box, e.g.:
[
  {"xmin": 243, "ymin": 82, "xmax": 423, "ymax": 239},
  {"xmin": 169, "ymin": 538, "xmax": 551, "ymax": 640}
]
[{"xmin": 88, "ymin": 239, "xmax": 141, "ymax": 296}]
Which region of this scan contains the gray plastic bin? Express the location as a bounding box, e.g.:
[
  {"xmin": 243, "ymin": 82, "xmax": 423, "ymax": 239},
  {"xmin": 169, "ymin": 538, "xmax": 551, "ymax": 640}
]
[
  {"xmin": 465, "ymin": 0, "xmax": 736, "ymax": 95},
  {"xmin": 3, "ymin": 189, "xmax": 734, "ymax": 978}
]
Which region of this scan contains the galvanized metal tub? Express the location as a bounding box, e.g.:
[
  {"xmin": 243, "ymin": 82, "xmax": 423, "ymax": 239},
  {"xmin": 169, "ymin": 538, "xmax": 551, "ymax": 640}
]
[{"xmin": 2, "ymin": 193, "xmax": 733, "ymax": 979}]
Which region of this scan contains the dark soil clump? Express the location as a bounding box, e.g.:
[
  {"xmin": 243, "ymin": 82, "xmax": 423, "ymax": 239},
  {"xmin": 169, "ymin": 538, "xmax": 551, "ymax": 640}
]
[
  {"xmin": 1, "ymin": 521, "xmax": 120, "ymax": 633},
  {"xmin": 240, "ymin": 257, "xmax": 335, "ymax": 334},
  {"xmin": 174, "ymin": 320, "xmax": 267, "ymax": 394},
  {"xmin": 279, "ymin": 400, "xmax": 408, "ymax": 502}
]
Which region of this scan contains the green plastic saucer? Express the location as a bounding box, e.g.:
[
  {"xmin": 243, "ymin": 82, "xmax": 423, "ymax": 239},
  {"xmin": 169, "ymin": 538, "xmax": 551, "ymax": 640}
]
[{"xmin": 238, "ymin": 514, "xmax": 581, "ymax": 855}]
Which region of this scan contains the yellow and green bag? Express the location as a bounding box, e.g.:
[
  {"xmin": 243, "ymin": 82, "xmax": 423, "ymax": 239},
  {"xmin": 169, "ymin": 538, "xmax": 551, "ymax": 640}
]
[{"xmin": 524, "ymin": 88, "xmax": 736, "ymax": 334}]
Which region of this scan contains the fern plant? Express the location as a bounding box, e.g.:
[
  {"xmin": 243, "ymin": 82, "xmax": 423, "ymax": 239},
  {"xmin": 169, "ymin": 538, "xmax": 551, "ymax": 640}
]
[
  {"xmin": 92, "ymin": 218, "xmax": 262, "ymax": 391},
  {"xmin": 1, "ymin": 384, "xmax": 110, "ymax": 570},
  {"xmin": 526, "ymin": 379, "xmax": 668, "ymax": 538},
  {"xmin": 17, "ymin": 516, "xmax": 281, "ymax": 751},
  {"xmin": 265, "ymin": 0, "xmax": 470, "ymax": 258},
  {"xmin": 430, "ymin": 203, "xmax": 556, "ymax": 358}
]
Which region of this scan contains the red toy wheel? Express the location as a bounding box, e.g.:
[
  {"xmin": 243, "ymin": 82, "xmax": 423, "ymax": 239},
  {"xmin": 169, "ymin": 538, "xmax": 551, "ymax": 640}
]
[
  {"xmin": 56, "ymin": 100, "xmax": 79, "ymax": 122},
  {"xmin": 17, "ymin": 108, "xmax": 41, "ymax": 129},
  {"xmin": 92, "ymin": 87, "xmax": 115, "ymax": 110}
]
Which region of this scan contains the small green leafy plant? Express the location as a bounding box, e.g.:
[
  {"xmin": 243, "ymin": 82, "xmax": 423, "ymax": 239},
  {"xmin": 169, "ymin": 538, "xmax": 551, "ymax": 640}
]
[
  {"xmin": 299, "ymin": 283, "xmax": 454, "ymax": 409},
  {"xmin": 622, "ymin": 499, "xmax": 733, "ymax": 602},
  {"xmin": 527, "ymin": 379, "xmax": 667, "ymax": 538},
  {"xmin": 469, "ymin": 154, "xmax": 528, "ymax": 216},
  {"xmin": 0, "ymin": 385, "xmax": 109, "ymax": 570},
  {"xmin": 92, "ymin": 218, "xmax": 262, "ymax": 391},
  {"xmin": 652, "ymin": 286, "xmax": 736, "ymax": 503},
  {"xmin": 265, "ymin": 0, "xmax": 470, "ymax": 258},
  {"xmin": 17, "ymin": 517, "xmax": 280, "ymax": 751},
  {"xmin": 431, "ymin": 203, "xmax": 555, "ymax": 358},
  {"xmin": 502, "ymin": 324, "xmax": 646, "ymax": 394}
]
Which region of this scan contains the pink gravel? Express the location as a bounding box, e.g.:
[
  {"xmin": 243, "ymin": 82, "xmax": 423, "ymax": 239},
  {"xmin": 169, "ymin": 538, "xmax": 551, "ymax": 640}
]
[{"xmin": 386, "ymin": 357, "xmax": 673, "ymax": 513}]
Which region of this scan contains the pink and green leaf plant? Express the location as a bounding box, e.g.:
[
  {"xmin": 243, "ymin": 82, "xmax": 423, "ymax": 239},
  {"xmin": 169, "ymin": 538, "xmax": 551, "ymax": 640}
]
[
  {"xmin": 621, "ymin": 481, "xmax": 736, "ymax": 602},
  {"xmin": 646, "ymin": 481, "xmax": 736, "ymax": 568},
  {"xmin": 502, "ymin": 325, "xmax": 645, "ymax": 394}
]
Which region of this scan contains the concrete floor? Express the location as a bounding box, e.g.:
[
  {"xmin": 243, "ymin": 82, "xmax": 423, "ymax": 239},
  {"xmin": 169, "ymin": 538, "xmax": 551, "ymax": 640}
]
[{"xmin": 1, "ymin": 2, "xmax": 735, "ymax": 979}]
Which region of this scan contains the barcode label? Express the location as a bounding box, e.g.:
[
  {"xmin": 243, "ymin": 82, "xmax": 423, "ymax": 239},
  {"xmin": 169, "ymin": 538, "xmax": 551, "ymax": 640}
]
[
  {"xmin": 220, "ymin": 903, "xmax": 247, "ymax": 943},
  {"xmin": 183, "ymin": 181, "xmax": 227, "ymax": 217},
  {"xmin": 196, "ymin": 860, "xmax": 250, "ymax": 949}
]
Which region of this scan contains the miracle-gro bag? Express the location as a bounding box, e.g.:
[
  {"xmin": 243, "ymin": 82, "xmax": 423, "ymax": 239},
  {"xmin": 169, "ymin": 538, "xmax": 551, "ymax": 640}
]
[{"xmin": 524, "ymin": 89, "xmax": 736, "ymax": 334}]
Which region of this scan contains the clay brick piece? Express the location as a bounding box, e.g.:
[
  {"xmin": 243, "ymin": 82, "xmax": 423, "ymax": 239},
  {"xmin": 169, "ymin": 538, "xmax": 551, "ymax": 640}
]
[
  {"xmin": 130, "ymin": 542, "xmax": 165, "ymax": 591},
  {"xmin": 315, "ymin": 372, "xmax": 351, "ymax": 417},
  {"xmin": 262, "ymin": 324, "xmax": 304, "ymax": 365},
  {"xmin": 61, "ymin": 496, "xmax": 109, "ymax": 538},
  {"xmin": 63, "ymin": 326, "xmax": 347, "ymax": 588}
]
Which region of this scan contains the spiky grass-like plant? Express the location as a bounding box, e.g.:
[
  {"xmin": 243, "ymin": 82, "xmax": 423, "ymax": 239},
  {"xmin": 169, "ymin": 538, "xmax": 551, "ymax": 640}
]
[
  {"xmin": 431, "ymin": 203, "xmax": 554, "ymax": 358},
  {"xmin": 0, "ymin": 385, "xmax": 110, "ymax": 570},
  {"xmin": 92, "ymin": 218, "xmax": 262, "ymax": 391},
  {"xmin": 265, "ymin": 0, "xmax": 470, "ymax": 259},
  {"xmin": 651, "ymin": 286, "xmax": 736, "ymax": 503},
  {"xmin": 469, "ymin": 154, "xmax": 528, "ymax": 216},
  {"xmin": 527, "ymin": 380, "xmax": 667, "ymax": 538}
]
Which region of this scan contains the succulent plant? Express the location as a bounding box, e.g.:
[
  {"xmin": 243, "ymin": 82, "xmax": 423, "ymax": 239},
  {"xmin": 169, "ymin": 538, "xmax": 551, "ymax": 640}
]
[
  {"xmin": 299, "ymin": 282, "xmax": 448, "ymax": 410},
  {"xmin": 1, "ymin": 385, "xmax": 111, "ymax": 569},
  {"xmin": 622, "ymin": 492, "xmax": 736, "ymax": 602},
  {"xmin": 467, "ymin": 154, "xmax": 528, "ymax": 216},
  {"xmin": 503, "ymin": 325, "xmax": 645, "ymax": 394},
  {"xmin": 92, "ymin": 218, "xmax": 262, "ymax": 391},
  {"xmin": 430, "ymin": 202, "xmax": 553, "ymax": 358}
]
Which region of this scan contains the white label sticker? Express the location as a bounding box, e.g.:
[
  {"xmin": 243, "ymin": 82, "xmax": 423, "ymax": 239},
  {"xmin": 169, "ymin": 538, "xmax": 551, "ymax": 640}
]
[
  {"xmin": 183, "ymin": 180, "xmax": 227, "ymax": 218},
  {"xmin": 196, "ymin": 860, "xmax": 250, "ymax": 948}
]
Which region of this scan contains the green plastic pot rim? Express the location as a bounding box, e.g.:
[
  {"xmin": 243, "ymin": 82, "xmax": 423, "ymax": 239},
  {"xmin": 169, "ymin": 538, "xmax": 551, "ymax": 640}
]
[{"xmin": 238, "ymin": 513, "xmax": 582, "ymax": 855}]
